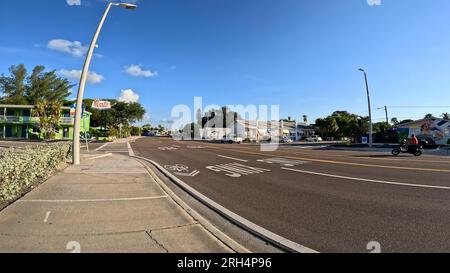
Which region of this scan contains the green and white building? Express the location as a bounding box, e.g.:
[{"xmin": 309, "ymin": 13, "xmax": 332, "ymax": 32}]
[{"xmin": 0, "ymin": 104, "xmax": 91, "ymax": 140}]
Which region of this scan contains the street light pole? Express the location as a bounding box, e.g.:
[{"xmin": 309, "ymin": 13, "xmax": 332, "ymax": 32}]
[
  {"xmin": 358, "ymin": 68, "xmax": 373, "ymax": 148},
  {"xmin": 72, "ymin": 2, "xmax": 137, "ymax": 165}
]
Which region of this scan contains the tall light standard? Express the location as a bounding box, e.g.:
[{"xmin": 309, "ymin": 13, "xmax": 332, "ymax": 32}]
[
  {"xmin": 72, "ymin": 2, "xmax": 137, "ymax": 165},
  {"xmin": 358, "ymin": 68, "xmax": 373, "ymax": 148}
]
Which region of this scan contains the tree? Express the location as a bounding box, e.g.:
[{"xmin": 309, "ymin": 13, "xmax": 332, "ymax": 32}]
[
  {"xmin": 397, "ymin": 119, "xmax": 414, "ymax": 125},
  {"xmin": 157, "ymin": 124, "xmax": 166, "ymax": 133},
  {"xmin": 424, "ymin": 113, "xmax": 435, "ymax": 119},
  {"xmin": 130, "ymin": 126, "xmax": 142, "ymax": 136},
  {"xmin": 373, "ymin": 122, "xmax": 392, "ymax": 133},
  {"xmin": 0, "ymin": 64, "xmax": 28, "ymax": 104},
  {"xmin": 32, "ymin": 100, "xmax": 62, "ymax": 140},
  {"xmin": 315, "ymin": 116, "xmax": 339, "ymax": 140},
  {"xmin": 441, "ymin": 113, "xmax": 450, "ymax": 120},
  {"xmin": 81, "ymin": 99, "xmax": 145, "ymax": 130},
  {"xmin": 202, "ymin": 106, "xmax": 241, "ymax": 128},
  {"xmin": 26, "ymin": 66, "xmax": 73, "ymax": 104},
  {"xmin": 281, "ymin": 116, "xmax": 296, "ymax": 122},
  {"xmin": 182, "ymin": 122, "xmax": 202, "ymax": 139},
  {"xmin": 315, "ymin": 111, "xmax": 371, "ymax": 141},
  {"xmin": 0, "ymin": 64, "xmax": 73, "ymax": 105},
  {"xmin": 391, "ymin": 117, "xmax": 399, "ymax": 125}
]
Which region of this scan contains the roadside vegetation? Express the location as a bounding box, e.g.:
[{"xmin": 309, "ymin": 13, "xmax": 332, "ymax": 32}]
[
  {"xmin": 1, "ymin": 64, "xmax": 147, "ymax": 140},
  {"xmin": 0, "ymin": 142, "xmax": 71, "ymax": 205}
]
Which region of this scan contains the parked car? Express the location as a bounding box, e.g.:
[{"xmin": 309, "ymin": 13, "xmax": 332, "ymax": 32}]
[
  {"xmin": 281, "ymin": 136, "xmax": 293, "ymax": 143},
  {"xmin": 221, "ymin": 134, "xmax": 243, "ymax": 144},
  {"xmin": 306, "ymin": 136, "xmax": 323, "ymax": 142}
]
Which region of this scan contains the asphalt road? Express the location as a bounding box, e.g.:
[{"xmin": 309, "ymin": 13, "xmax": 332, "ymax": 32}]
[{"xmin": 131, "ymin": 137, "xmax": 450, "ymax": 253}]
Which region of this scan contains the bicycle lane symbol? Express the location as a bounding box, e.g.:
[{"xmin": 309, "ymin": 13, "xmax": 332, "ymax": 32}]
[{"xmin": 164, "ymin": 164, "xmax": 200, "ymax": 177}]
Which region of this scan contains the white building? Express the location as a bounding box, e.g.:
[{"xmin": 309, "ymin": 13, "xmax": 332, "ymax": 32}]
[{"xmin": 201, "ymin": 119, "xmax": 316, "ymax": 142}]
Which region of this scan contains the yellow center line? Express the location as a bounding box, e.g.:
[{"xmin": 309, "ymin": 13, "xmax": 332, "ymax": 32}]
[
  {"xmin": 277, "ymin": 147, "xmax": 450, "ymax": 164},
  {"xmin": 349, "ymin": 156, "xmax": 450, "ymax": 164},
  {"xmin": 202, "ymin": 144, "xmax": 450, "ymax": 173}
]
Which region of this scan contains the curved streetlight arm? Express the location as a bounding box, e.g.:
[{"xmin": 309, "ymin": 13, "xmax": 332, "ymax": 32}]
[
  {"xmin": 72, "ymin": 2, "xmax": 136, "ymax": 165},
  {"xmin": 358, "ymin": 68, "xmax": 373, "ymax": 148}
]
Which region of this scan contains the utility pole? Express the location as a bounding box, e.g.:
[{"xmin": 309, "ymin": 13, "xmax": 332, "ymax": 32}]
[{"xmin": 384, "ymin": 106, "xmax": 389, "ymax": 124}]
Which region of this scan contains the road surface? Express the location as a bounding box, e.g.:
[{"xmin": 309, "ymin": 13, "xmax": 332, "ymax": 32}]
[{"xmin": 131, "ymin": 137, "xmax": 450, "ymax": 253}]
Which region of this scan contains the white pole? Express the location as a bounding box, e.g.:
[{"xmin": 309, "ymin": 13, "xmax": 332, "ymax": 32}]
[
  {"xmin": 363, "ymin": 71, "xmax": 373, "ymax": 148},
  {"xmin": 73, "ymin": 3, "xmax": 113, "ymax": 164},
  {"xmin": 359, "ymin": 68, "xmax": 373, "ymax": 148}
]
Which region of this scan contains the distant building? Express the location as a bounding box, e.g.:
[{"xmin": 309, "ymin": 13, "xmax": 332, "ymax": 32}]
[
  {"xmin": 200, "ymin": 119, "xmax": 315, "ymax": 142},
  {"xmin": 394, "ymin": 118, "xmax": 450, "ymax": 145},
  {"xmin": 279, "ymin": 121, "xmax": 316, "ymax": 141},
  {"xmin": 0, "ymin": 104, "xmax": 91, "ymax": 140}
]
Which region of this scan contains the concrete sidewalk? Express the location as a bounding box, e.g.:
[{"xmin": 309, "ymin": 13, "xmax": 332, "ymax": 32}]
[{"xmin": 0, "ymin": 152, "xmax": 236, "ymax": 253}]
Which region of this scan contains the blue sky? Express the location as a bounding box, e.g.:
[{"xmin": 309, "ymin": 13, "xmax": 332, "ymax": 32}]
[{"xmin": 1, "ymin": 0, "xmax": 450, "ymax": 126}]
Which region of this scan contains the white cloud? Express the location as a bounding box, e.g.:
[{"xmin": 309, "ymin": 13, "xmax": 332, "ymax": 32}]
[
  {"xmin": 66, "ymin": 0, "xmax": 81, "ymax": 6},
  {"xmin": 118, "ymin": 89, "xmax": 140, "ymax": 103},
  {"xmin": 366, "ymin": 0, "xmax": 381, "ymax": 6},
  {"xmin": 47, "ymin": 39, "xmax": 87, "ymax": 57},
  {"xmin": 124, "ymin": 64, "xmax": 158, "ymax": 78},
  {"xmin": 59, "ymin": 69, "xmax": 104, "ymax": 84}
]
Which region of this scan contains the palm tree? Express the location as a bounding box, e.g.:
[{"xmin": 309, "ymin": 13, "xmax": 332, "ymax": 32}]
[
  {"xmin": 33, "ymin": 100, "xmax": 62, "ymax": 140},
  {"xmin": 391, "ymin": 117, "xmax": 399, "ymax": 125},
  {"xmin": 441, "ymin": 112, "xmax": 450, "ymax": 120}
]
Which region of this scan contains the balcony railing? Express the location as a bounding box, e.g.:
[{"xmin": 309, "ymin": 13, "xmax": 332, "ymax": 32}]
[
  {"xmin": 0, "ymin": 116, "xmax": 22, "ymax": 122},
  {"xmin": 0, "ymin": 116, "xmax": 74, "ymax": 124}
]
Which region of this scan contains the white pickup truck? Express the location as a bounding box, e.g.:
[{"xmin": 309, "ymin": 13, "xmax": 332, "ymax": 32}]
[{"xmin": 221, "ymin": 134, "xmax": 243, "ymax": 144}]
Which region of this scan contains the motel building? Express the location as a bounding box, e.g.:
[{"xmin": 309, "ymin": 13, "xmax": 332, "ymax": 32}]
[{"xmin": 0, "ymin": 104, "xmax": 91, "ymax": 140}]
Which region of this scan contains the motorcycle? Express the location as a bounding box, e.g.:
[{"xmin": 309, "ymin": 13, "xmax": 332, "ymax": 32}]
[{"xmin": 392, "ymin": 141, "xmax": 423, "ymax": 157}]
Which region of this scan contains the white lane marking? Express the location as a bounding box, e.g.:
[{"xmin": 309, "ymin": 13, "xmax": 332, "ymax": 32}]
[
  {"xmin": 86, "ymin": 153, "xmax": 112, "ymax": 160},
  {"xmin": 44, "ymin": 211, "xmax": 51, "ymax": 223},
  {"xmin": 174, "ymin": 170, "xmax": 200, "ymax": 177},
  {"xmin": 159, "ymin": 147, "xmax": 177, "ymax": 151},
  {"xmin": 207, "ymin": 163, "xmax": 270, "ymax": 178},
  {"xmin": 95, "ymin": 142, "xmax": 110, "ymax": 151},
  {"xmin": 134, "ymin": 155, "xmax": 318, "ymax": 253},
  {"xmin": 217, "ymin": 155, "xmax": 248, "ymax": 162},
  {"xmin": 66, "ymin": 241, "xmax": 81, "ymax": 253},
  {"xmin": 165, "ymin": 164, "xmax": 190, "ymax": 172},
  {"xmin": 257, "ymin": 158, "xmax": 310, "ymax": 166},
  {"xmin": 18, "ymin": 196, "xmax": 168, "ymax": 203},
  {"xmin": 281, "ymin": 167, "xmax": 450, "ymax": 190},
  {"xmin": 127, "ymin": 142, "xmax": 135, "ymax": 157}
]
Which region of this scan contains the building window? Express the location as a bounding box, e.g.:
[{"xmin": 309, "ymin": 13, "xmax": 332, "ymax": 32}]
[{"xmin": 445, "ymin": 128, "xmax": 450, "ymax": 136}]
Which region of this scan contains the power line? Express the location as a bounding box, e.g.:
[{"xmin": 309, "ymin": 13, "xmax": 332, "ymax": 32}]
[{"xmin": 386, "ymin": 106, "xmax": 450, "ymax": 109}]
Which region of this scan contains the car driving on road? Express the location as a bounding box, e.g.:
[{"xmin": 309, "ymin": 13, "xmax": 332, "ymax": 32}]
[
  {"xmin": 306, "ymin": 136, "xmax": 323, "ymax": 142},
  {"xmin": 221, "ymin": 134, "xmax": 243, "ymax": 144}
]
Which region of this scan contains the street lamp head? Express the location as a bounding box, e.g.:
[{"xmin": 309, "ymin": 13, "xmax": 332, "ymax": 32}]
[
  {"xmin": 358, "ymin": 68, "xmax": 365, "ymax": 72},
  {"xmin": 118, "ymin": 3, "xmax": 138, "ymax": 9}
]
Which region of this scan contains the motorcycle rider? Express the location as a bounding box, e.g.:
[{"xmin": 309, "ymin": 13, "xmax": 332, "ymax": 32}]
[{"xmin": 407, "ymin": 134, "xmax": 420, "ymax": 152}]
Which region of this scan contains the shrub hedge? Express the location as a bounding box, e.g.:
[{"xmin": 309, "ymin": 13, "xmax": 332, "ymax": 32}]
[{"xmin": 0, "ymin": 142, "xmax": 71, "ymax": 202}]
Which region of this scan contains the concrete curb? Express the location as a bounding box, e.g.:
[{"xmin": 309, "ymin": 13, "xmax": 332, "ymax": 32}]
[
  {"xmin": 133, "ymin": 155, "xmax": 319, "ymax": 253},
  {"xmin": 135, "ymin": 158, "xmax": 250, "ymax": 254}
]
